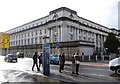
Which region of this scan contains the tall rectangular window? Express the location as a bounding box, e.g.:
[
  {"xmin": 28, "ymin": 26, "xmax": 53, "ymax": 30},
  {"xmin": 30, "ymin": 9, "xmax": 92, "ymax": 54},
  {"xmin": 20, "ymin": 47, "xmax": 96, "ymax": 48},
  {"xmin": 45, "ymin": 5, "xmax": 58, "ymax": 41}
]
[
  {"xmin": 40, "ymin": 30, "xmax": 42, "ymax": 35},
  {"xmin": 39, "ymin": 36, "xmax": 42, "ymax": 43},
  {"xmin": 44, "ymin": 29, "xmax": 47, "ymax": 34},
  {"xmin": 35, "ymin": 37, "xmax": 38, "ymax": 44},
  {"xmin": 31, "ymin": 38, "xmax": 33, "ymax": 44},
  {"xmin": 35, "ymin": 31, "xmax": 37, "ymax": 35}
]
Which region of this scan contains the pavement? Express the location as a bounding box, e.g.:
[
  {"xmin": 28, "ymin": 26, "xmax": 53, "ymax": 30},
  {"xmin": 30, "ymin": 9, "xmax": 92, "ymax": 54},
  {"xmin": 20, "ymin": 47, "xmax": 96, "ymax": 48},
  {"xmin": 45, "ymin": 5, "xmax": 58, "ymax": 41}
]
[{"xmin": 42, "ymin": 60, "xmax": 109, "ymax": 83}]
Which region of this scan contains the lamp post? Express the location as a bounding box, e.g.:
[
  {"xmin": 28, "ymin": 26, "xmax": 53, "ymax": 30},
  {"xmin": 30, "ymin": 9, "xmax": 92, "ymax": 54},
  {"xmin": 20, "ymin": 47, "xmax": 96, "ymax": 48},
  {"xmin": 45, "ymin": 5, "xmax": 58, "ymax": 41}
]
[{"xmin": 100, "ymin": 33, "xmax": 104, "ymax": 60}]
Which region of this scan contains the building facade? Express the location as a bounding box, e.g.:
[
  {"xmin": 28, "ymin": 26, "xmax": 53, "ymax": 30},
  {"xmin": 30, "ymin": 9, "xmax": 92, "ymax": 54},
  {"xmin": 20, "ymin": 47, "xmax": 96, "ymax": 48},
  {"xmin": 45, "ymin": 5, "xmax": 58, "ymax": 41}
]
[
  {"xmin": 118, "ymin": 1, "xmax": 120, "ymax": 30},
  {"xmin": 6, "ymin": 7, "xmax": 118, "ymax": 59}
]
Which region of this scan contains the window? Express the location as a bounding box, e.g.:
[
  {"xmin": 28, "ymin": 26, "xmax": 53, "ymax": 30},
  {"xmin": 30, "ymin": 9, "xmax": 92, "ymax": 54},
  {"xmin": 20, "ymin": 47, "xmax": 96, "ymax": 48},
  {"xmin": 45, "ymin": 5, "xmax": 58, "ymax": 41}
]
[
  {"xmin": 92, "ymin": 33, "xmax": 94, "ymax": 37},
  {"xmin": 21, "ymin": 40, "xmax": 23, "ymax": 45},
  {"xmin": 44, "ymin": 29, "xmax": 47, "ymax": 34},
  {"xmin": 79, "ymin": 29, "xmax": 81, "ymax": 34},
  {"xmin": 16, "ymin": 35, "xmax": 18, "ymax": 39},
  {"xmin": 28, "ymin": 39, "xmax": 30, "ymax": 45},
  {"xmin": 79, "ymin": 36, "xmax": 81, "ymax": 40},
  {"xmin": 92, "ymin": 38, "xmax": 94, "ymax": 42},
  {"xmin": 31, "ymin": 32, "xmax": 34, "ymax": 36},
  {"xmin": 24, "ymin": 34, "xmax": 26, "ymax": 38},
  {"xmin": 40, "ymin": 30, "xmax": 42, "ymax": 35},
  {"xmin": 19, "ymin": 35, "xmax": 20, "ymax": 39},
  {"xmin": 84, "ymin": 31, "xmax": 86, "ymax": 35},
  {"xmin": 31, "ymin": 38, "xmax": 34, "ymax": 44},
  {"xmin": 35, "ymin": 37, "xmax": 38, "ymax": 44},
  {"xmin": 19, "ymin": 40, "xmax": 20, "ymax": 45},
  {"xmin": 39, "ymin": 36, "xmax": 42, "ymax": 43},
  {"xmin": 88, "ymin": 38, "xmax": 91, "ymax": 41},
  {"xmin": 24, "ymin": 39, "xmax": 26, "ymax": 45},
  {"xmin": 28, "ymin": 33, "xmax": 30, "ymax": 37},
  {"xmin": 70, "ymin": 26, "xmax": 73, "ymax": 32},
  {"xmin": 84, "ymin": 37, "xmax": 86, "ymax": 41},
  {"xmin": 70, "ymin": 35, "xmax": 73, "ymax": 41},
  {"xmin": 35, "ymin": 31, "xmax": 37, "ymax": 35},
  {"xmin": 21, "ymin": 34, "xmax": 23, "ymax": 38},
  {"xmin": 15, "ymin": 41, "xmax": 17, "ymax": 45}
]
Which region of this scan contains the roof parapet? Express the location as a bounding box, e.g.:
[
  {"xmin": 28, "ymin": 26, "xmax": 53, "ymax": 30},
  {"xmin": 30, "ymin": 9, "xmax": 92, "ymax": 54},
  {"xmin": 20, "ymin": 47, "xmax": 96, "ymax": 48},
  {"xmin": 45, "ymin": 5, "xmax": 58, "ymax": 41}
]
[{"xmin": 49, "ymin": 7, "xmax": 77, "ymax": 15}]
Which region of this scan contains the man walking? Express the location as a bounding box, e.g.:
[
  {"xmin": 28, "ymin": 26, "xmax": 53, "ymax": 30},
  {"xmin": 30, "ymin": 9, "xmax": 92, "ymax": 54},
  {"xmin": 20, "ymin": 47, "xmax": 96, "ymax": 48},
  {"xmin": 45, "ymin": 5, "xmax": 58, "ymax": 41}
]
[
  {"xmin": 75, "ymin": 52, "xmax": 80, "ymax": 75},
  {"xmin": 61, "ymin": 52, "xmax": 65, "ymax": 71},
  {"xmin": 32, "ymin": 52, "xmax": 40, "ymax": 71},
  {"xmin": 71, "ymin": 53, "xmax": 75, "ymax": 74},
  {"xmin": 59, "ymin": 54, "xmax": 63, "ymax": 73}
]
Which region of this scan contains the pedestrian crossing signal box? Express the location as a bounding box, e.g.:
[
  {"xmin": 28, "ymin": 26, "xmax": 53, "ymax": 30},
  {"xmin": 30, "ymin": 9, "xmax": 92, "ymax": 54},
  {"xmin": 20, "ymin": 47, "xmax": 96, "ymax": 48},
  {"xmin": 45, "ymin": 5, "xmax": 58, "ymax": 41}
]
[{"xmin": 42, "ymin": 43, "xmax": 50, "ymax": 75}]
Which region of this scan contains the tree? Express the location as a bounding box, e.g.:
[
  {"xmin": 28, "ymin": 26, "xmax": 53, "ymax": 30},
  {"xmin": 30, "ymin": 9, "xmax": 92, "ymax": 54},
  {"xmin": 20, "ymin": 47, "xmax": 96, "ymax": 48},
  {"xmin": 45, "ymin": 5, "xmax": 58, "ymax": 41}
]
[{"xmin": 104, "ymin": 33, "xmax": 120, "ymax": 54}]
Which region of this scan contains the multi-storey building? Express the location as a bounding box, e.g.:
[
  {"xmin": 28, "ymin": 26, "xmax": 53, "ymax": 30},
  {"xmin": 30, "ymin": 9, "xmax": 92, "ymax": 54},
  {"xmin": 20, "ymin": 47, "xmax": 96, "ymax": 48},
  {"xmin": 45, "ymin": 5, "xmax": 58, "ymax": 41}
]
[
  {"xmin": 118, "ymin": 1, "xmax": 120, "ymax": 30},
  {"xmin": 6, "ymin": 7, "xmax": 118, "ymax": 59}
]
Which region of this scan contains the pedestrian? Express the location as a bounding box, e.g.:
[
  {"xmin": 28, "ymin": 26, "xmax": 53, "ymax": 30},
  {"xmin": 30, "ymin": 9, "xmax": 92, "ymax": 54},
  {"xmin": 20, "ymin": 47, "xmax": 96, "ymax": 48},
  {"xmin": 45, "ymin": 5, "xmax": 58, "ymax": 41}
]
[
  {"xmin": 59, "ymin": 54, "xmax": 63, "ymax": 73},
  {"xmin": 81, "ymin": 52, "xmax": 84, "ymax": 61},
  {"xmin": 75, "ymin": 52, "xmax": 80, "ymax": 75},
  {"xmin": 32, "ymin": 52, "xmax": 40, "ymax": 71},
  {"xmin": 38, "ymin": 52, "xmax": 42, "ymax": 70},
  {"xmin": 61, "ymin": 52, "xmax": 65, "ymax": 71},
  {"xmin": 71, "ymin": 53, "xmax": 75, "ymax": 74}
]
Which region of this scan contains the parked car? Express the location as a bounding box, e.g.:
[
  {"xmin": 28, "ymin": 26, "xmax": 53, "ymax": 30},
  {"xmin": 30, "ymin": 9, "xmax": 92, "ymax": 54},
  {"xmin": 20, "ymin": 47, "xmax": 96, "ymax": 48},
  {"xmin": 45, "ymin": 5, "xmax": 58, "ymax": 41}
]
[
  {"xmin": 16, "ymin": 52, "xmax": 24, "ymax": 58},
  {"xmin": 109, "ymin": 57, "xmax": 120, "ymax": 75},
  {"xmin": 4, "ymin": 54, "xmax": 18, "ymax": 62},
  {"xmin": 50, "ymin": 54, "xmax": 59, "ymax": 64}
]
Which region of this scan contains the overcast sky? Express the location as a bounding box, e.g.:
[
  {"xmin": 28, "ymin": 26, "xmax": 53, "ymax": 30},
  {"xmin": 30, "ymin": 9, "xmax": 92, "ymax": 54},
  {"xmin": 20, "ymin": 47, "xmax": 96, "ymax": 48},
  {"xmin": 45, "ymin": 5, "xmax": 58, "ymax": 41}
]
[{"xmin": 0, "ymin": 0, "xmax": 119, "ymax": 32}]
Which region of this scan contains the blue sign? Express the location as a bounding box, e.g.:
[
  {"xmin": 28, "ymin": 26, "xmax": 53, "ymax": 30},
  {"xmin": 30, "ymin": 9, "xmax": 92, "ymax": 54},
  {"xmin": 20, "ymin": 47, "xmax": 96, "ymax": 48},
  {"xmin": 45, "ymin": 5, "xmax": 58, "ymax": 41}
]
[
  {"xmin": 43, "ymin": 43, "xmax": 50, "ymax": 49},
  {"xmin": 56, "ymin": 42, "xmax": 60, "ymax": 46}
]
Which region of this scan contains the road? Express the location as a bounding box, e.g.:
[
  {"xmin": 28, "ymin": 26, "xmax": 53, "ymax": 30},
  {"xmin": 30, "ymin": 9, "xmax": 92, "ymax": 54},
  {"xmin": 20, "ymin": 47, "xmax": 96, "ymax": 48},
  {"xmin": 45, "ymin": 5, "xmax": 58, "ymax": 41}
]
[{"xmin": 0, "ymin": 56, "xmax": 120, "ymax": 83}]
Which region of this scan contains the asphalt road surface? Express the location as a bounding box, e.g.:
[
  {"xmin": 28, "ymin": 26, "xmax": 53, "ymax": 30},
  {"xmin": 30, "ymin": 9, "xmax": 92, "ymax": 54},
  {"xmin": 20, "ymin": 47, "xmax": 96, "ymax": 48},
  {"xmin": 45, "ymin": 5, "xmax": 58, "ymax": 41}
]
[{"xmin": 0, "ymin": 56, "xmax": 120, "ymax": 83}]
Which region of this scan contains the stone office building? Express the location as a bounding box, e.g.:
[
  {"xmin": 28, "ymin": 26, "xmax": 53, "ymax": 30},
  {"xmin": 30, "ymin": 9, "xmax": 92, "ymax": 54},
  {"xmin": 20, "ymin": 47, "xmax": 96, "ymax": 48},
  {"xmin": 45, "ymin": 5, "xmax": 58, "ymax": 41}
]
[{"xmin": 6, "ymin": 7, "xmax": 118, "ymax": 59}]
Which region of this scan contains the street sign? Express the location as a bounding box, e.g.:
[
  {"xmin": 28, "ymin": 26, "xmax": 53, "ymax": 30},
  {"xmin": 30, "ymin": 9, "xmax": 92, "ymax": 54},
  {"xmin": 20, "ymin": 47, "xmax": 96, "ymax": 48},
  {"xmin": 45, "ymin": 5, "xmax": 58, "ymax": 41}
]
[
  {"xmin": 43, "ymin": 43, "xmax": 50, "ymax": 49},
  {"xmin": 0, "ymin": 32, "xmax": 9, "ymax": 48},
  {"xmin": 55, "ymin": 41, "xmax": 60, "ymax": 46}
]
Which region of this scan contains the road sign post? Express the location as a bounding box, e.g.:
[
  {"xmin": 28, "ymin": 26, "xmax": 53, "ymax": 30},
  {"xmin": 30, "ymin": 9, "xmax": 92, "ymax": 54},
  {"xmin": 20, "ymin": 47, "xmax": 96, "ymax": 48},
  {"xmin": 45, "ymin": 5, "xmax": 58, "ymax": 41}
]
[{"xmin": 0, "ymin": 32, "xmax": 10, "ymax": 55}]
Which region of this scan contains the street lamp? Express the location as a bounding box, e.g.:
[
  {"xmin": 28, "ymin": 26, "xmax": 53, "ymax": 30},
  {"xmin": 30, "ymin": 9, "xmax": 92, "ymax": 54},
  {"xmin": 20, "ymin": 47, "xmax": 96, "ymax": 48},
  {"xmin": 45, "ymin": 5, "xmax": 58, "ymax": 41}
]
[{"xmin": 100, "ymin": 32, "xmax": 104, "ymax": 60}]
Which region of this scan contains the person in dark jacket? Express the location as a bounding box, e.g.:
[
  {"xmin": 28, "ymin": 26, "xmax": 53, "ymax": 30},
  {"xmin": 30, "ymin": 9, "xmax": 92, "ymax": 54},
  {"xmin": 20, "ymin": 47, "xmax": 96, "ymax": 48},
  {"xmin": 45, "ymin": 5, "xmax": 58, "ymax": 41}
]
[
  {"xmin": 32, "ymin": 52, "xmax": 40, "ymax": 71},
  {"xmin": 75, "ymin": 52, "xmax": 80, "ymax": 75},
  {"xmin": 38, "ymin": 52, "xmax": 42, "ymax": 70},
  {"xmin": 61, "ymin": 52, "xmax": 65, "ymax": 71},
  {"xmin": 71, "ymin": 53, "xmax": 75, "ymax": 74},
  {"xmin": 59, "ymin": 54, "xmax": 63, "ymax": 73}
]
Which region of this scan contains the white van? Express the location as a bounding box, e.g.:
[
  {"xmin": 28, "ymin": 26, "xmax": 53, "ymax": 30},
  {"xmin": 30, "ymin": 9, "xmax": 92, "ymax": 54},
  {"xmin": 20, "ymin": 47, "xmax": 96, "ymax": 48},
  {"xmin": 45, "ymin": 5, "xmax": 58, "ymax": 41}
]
[{"xmin": 109, "ymin": 57, "xmax": 120, "ymax": 75}]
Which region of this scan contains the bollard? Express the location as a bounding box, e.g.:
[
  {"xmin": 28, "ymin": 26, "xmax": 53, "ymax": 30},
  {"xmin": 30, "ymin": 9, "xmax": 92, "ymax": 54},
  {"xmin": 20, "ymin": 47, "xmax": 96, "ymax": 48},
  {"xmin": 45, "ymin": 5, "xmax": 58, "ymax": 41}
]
[
  {"xmin": 96, "ymin": 55, "xmax": 97, "ymax": 61},
  {"xmin": 109, "ymin": 55, "xmax": 111, "ymax": 60},
  {"xmin": 89, "ymin": 55, "xmax": 91, "ymax": 61},
  {"xmin": 82, "ymin": 55, "xmax": 84, "ymax": 61}
]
